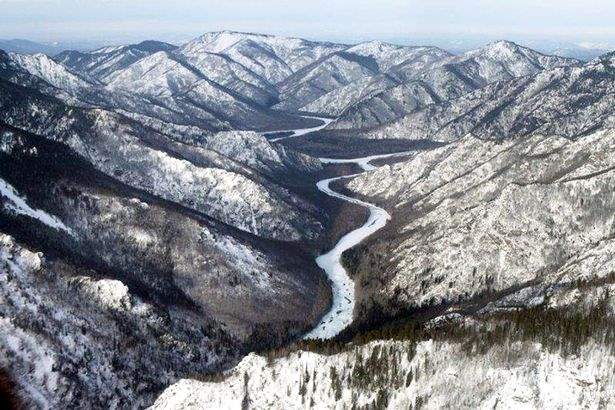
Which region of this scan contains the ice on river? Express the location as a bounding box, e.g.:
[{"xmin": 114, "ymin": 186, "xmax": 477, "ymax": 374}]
[
  {"xmin": 305, "ymin": 151, "xmax": 419, "ymax": 338},
  {"xmin": 303, "ymin": 173, "xmax": 390, "ymax": 339},
  {"xmin": 267, "ymin": 117, "xmax": 412, "ymax": 339},
  {"xmin": 320, "ymin": 151, "xmax": 415, "ymax": 172},
  {"xmin": 270, "ymin": 115, "xmax": 335, "ymax": 142}
]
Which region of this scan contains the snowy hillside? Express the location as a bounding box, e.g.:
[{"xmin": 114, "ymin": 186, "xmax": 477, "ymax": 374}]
[
  {"xmin": 342, "ymin": 127, "xmax": 615, "ymax": 328},
  {"xmin": 153, "ymin": 328, "xmax": 615, "ymax": 409},
  {"xmin": 367, "ymin": 52, "xmax": 614, "ymax": 141},
  {"xmin": 328, "ymin": 41, "xmax": 580, "ymax": 130}
]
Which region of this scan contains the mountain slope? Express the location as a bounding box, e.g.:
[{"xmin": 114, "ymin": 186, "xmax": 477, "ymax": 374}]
[
  {"xmin": 0, "ymin": 123, "xmax": 330, "ymax": 407},
  {"xmin": 103, "ymin": 50, "xmax": 282, "ymax": 128},
  {"xmin": 274, "ymin": 51, "xmax": 382, "ymax": 111},
  {"xmin": 9, "ymin": 52, "xmax": 99, "ymax": 92},
  {"xmin": 274, "ymin": 43, "xmax": 450, "ymax": 112},
  {"xmin": 0, "ymin": 69, "xmax": 324, "ymax": 241},
  {"xmin": 329, "ymin": 41, "xmax": 579, "ymax": 130},
  {"xmin": 303, "ymin": 46, "xmax": 452, "ymax": 116},
  {"xmin": 54, "ymin": 40, "xmax": 179, "ymax": 83},
  {"xmin": 343, "ymin": 127, "xmax": 615, "ymax": 326},
  {"xmin": 367, "ymin": 52, "xmax": 614, "ymax": 141}
]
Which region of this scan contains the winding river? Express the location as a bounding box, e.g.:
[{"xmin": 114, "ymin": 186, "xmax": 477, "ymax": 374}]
[
  {"xmin": 269, "ymin": 115, "xmax": 335, "ymax": 142},
  {"xmin": 268, "ymin": 116, "xmax": 411, "ymax": 340}
]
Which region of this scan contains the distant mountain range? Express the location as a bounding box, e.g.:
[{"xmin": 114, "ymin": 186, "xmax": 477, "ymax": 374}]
[
  {"xmin": 0, "ymin": 38, "xmax": 106, "ymax": 55},
  {"xmin": 0, "ymin": 39, "xmax": 63, "ymax": 55}
]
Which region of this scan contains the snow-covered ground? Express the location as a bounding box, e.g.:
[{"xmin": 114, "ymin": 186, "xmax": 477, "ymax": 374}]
[
  {"xmin": 269, "ymin": 115, "xmax": 335, "ymax": 142},
  {"xmin": 151, "ymin": 338, "xmax": 615, "ymax": 409},
  {"xmin": 305, "ymin": 151, "xmax": 418, "ymax": 339},
  {"xmin": 0, "ymin": 177, "xmax": 73, "ymax": 234}
]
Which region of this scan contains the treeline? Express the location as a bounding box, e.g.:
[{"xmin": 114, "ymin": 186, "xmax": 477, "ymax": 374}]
[
  {"xmin": 267, "ymin": 291, "xmax": 614, "ymax": 360},
  {"xmin": 262, "ymin": 296, "xmax": 613, "ymax": 409}
]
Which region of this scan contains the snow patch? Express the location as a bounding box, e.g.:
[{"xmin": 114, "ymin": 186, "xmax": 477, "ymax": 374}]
[
  {"xmin": 0, "ymin": 177, "xmax": 73, "ymax": 235},
  {"xmin": 69, "ymin": 276, "xmax": 131, "ymax": 311}
]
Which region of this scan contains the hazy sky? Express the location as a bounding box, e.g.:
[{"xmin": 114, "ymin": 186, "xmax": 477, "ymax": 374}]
[{"xmin": 1, "ymin": 0, "xmax": 615, "ymax": 46}]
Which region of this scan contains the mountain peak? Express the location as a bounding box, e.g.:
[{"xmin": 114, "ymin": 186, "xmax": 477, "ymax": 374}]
[
  {"xmin": 489, "ymin": 39, "xmax": 521, "ymax": 48},
  {"xmin": 346, "ymin": 40, "xmax": 401, "ymax": 54},
  {"xmin": 356, "ymin": 40, "xmax": 397, "ymax": 48},
  {"xmin": 479, "ymin": 40, "xmax": 524, "ymax": 56},
  {"xmin": 193, "ymin": 30, "xmax": 275, "ymax": 44},
  {"xmin": 460, "ymin": 39, "xmax": 575, "ymax": 65}
]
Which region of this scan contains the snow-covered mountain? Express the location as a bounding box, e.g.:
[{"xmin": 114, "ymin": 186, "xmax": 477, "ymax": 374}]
[
  {"xmin": 0, "ymin": 54, "xmax": 331, "ymax": 406},
  {"xmin": 1, "ymin": 31, "xmax": 614, "ymax": 408},
  {"xmin": 367, "ymin": 51, "xmax": 614, "ymax": 141},
  {"xmin": 303, "ymin": 46, "xmax": 452, "ymax": 116},
  {"xmin": 11, "ymin": 35, "xmax": 582, "ymax": 136},
  {"xmin": 274, "ymin": 51, "xmax": 381, "ymax": 111},
  {"xmin": 328, "ymin": 41, "xmax": 580, "ymax": 130},
  {"xmin": 54, "ymin": 40, "xmax": 179, "ymax": 83},
  {"xmin": 439, "ymin": 40, "xmax": 577, "ymax": 85},
  {"xmin": 273, "ymin": 43, "xmax": 452, "ymax": 112},
  {"xmin": 103, "ymin": 50, "xmax": 283, "ymax": 128},
  {"xmin": 0, "ymin": 123, "xmax": 330, "ymax": 407},
  {"xmin": 181, "ymin": 31, "xmax": 347, "ymax": 84},
  {"xmin": 9, "ymin": 47, "xmax": 318, "ymax": 136}
]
